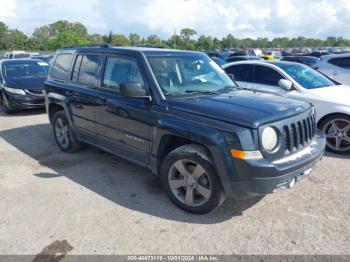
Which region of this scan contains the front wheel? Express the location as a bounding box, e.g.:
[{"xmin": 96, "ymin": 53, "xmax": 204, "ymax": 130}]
[
  {"xmin": 160, "ymin": 145, "xmax": 225, "ymax": 214},
  {"xmin": 319, "ymin": 114, "xmax": 350, "ymax": 155},
  {"xmin": 52, "ymin": 111, "xmax": 81, "ymax": 153}
]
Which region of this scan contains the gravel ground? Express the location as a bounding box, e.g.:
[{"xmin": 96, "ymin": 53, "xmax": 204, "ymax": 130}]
[{"xmin": 0, "ymin": 108, "xmax": 349, "ymax": 256}]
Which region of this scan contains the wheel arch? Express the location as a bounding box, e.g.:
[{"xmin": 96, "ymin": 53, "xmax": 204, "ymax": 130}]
[
  {"xmin": 152, "ymin": 119, "xmax": 236, "ymax": 196},
  {"xmin": 317, "ymin": 112, "xmax": 350, "ymax": 128}
]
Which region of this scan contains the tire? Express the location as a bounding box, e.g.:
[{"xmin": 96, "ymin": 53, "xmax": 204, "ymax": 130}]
[
  {"xmin": 52, "ymin": 110, "xmax": 81, "ymax": 153},
  {"xmin": 319, "ymin": 114, "xmax": 350, "ymax": 155},
  {"xmin": 1, "ymin": 93, "xmax": 13, "ymax": 114},
  {"xmin": 160, "ymin": 144, "xmax": 225, "ymax": 214}
]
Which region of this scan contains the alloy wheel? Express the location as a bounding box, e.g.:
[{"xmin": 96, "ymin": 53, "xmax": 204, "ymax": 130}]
[
  {"xmin": 55, "ymin": 117, "xmax": 70, "ymax": 148},
  {"xmin": 323, "ymin": 118, "xmax": 350, "ymax": 152},
  {"xmin": 168, "ymin": 159, "xmax": 212, "ymax": 207}
]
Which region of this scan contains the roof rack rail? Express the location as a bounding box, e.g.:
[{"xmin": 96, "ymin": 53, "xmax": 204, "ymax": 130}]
[
  {"xmin": 135, "ymin": 44, "xmax": 164, "ymax": 48},
  {"xmin": 62, "ymin": 43, "xmax": 111, "ymax": 49}
]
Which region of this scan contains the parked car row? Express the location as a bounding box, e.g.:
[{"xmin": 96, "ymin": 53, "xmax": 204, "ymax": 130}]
[{"xmin": 0, "ymin": 45, "xmax": 347, "ymax": 214}]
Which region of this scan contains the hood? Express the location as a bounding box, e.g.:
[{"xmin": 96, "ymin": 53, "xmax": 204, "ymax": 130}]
[
  {"xmin": 168, "ymin": 90, "xmax": 311, "ymax": 128},
  {"xmin": 4, "ymin": 76, "xmax": 47, "ymax": 90},
  {"xmin": 307, "ymin": 85, "xmax": 350, "ymax": 106}
]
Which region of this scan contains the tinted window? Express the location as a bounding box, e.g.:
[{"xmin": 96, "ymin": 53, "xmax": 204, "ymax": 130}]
[
  {"xmin": 253, "ymin": 65, "xmax": 284, "ymax": 86},
  {"xmin": 102, "ymin": 56, "xmax": 144, "ymax": 93},
  {"xmin": 51, "ymin": 54, "xmax": 73, "ymax": 80},
  {"xmin": 328, "ymin": 57, "xmax": 350, "ymax": 69},
  {"xmin": 225, "ymin": 64, "xmax": 253, "ymax": 82},
  {"xmin": 73, "ymin": 54, "xmax": 100, "ymax": 86}
]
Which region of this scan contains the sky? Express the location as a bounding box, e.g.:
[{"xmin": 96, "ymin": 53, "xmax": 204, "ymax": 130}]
[{"xmin": 1, "ymin": 0, "xmax": 350, "ymax": 39}]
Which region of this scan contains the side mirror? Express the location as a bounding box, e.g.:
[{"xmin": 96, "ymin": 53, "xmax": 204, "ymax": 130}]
[
  {"xmin": 278, "ymin": 79, "xmax": 293, "ymax": 91},
  {"xmin": 120, "ymin": 82, "xmax": 152, "ymax": 102}
]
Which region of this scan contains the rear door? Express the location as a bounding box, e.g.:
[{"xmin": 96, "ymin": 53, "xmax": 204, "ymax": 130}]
[
  {"xmin": 224, "ymin": 64, "xmax": 253, "ymax": 88},
  {"xmin": 94, "ymin": 53, "xmax": 153, "ymax": 166},
  {"xmin": 66, "ymin": 52, "xmax": 102, "ymax": 140}
]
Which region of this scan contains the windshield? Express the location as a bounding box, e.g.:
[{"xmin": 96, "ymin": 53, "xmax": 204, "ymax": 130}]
[
  {"xmin": 148, "ymin": 55, "xmax": 234, "ymax": 96},
  {"xmin": 3, "ymin": 61, "xmax": 48, "ymax": 78},
  {"xmin": 279, "ymin": 63, "xmax": 336, "ymax": 89}
]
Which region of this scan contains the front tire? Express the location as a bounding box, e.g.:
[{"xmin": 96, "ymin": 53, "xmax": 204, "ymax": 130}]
[
  {"xmin": 52, "ymin": 111, "xmax": 81, "ymax": 153},
  {"xmin": 160, "ymin": 144, "xmax": 225, "ymax": 214},
  {"xmin": 319, "ymin": 114, "xmax": 350, "ymax": 155}
]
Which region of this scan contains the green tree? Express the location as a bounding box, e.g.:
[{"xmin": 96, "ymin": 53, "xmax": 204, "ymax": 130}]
[
  {"xmin": 111, "ymin": 34, "xmax": 130, "ymax": 46},
  {"xmin": 0, "ymin": 21, "xmax": 9, "ymax": 49},
  {"xmin": 129, "ymin": 33, "xmax": 141, "ymax": 46},
  {"xmin": 89, "ymin": 34, "xmax": 105, "ymax": 44},
  {"xmin": 180, "ymin": 28, "xmax": 197, "ymax": 50},
  {"xmin": 146, "ymin": 34, "xmax": 162, "ymax": 46},
  {"xmin": 48, "ymin": 31, "xmax": 90, "ymax": 49},
  {"xmin": 5, "ymin": 29, "xmax": 28, "ymax": 50}
]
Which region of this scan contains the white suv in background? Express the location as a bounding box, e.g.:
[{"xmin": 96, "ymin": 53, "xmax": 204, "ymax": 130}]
[{"xmin": 313, "ymin": 54, "xmax": 350, "ymax": 85}]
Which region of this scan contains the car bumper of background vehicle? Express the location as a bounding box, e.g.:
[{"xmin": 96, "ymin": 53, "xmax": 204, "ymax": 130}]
[
  {"xmin": 6, "ymin": 94, "xmax": 45, "ymax": 109},
  {"xmin": 229, "ymin": 130, "xmax": 326, "ymax": 199}
]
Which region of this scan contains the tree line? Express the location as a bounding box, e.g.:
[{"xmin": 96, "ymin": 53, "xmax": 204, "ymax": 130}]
[{"xmin": 1, "ymin": 20, "xmax": 350, "ymax": 52}]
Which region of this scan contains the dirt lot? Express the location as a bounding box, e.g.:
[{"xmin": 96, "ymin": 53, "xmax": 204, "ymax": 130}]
[{"xmin": 0, "ymin": 107, "xmax": 349, "ymax": 255}]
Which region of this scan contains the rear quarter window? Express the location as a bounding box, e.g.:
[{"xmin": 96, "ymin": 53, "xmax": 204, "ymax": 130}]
[{"xmin": 51, "ymin": 53, "xmax": 73, "ymax": 81}]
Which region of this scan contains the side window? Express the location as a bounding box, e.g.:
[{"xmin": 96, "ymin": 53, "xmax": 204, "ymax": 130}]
[
  {"xmin": 102, "ymin": 56, "xmax": 144, "ymax": 93},
  {"xmin": 51, "ymin": 54, "xmax": 73, "ymax": 81},
  {"xmin": 72, "ymin": 54, "xmax": 100, "ymax": 87},
  {"xmin": 252, "ymin": 65, "xmax": 284, "ymax": 86},
  {"xmin": 225, "ymin": 64, "xmax": 253, "ymax": 82},
  {"xmin": 328, "ymin": 57, "xmax": 350, "ymax": 69}
]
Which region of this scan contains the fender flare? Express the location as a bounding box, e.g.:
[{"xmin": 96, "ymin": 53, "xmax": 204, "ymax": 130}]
[
  {"xmin": 47, "ymin": 92, "xmax": 74, "ymax": 126},
  {"xmin": 152, "ymin": 118, "xmax": 236, "ymax": 195}
]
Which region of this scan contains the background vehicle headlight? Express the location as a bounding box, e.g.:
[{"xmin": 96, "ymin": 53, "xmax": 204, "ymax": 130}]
[
  {"xmin": 4, "ymin": 87, "xmax": 26, "ymax": 95},
  {"xmin": 261, "ymin": 127, "xmax": 278, "ymax": 152}
]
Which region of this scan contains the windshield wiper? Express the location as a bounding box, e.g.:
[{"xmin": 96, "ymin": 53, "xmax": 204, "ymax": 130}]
[{"xmin": 185, "ymin": 90, "xmax": 221, "ymax": 95}]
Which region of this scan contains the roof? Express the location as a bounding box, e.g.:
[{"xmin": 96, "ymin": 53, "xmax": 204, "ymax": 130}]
[
  {"xmin": 58, "ymin": 45, "xmax": 202, "ymax": 57},
  {"xmin": 320, "ymin": 53, "xmax": 350, "ymax": 60}
]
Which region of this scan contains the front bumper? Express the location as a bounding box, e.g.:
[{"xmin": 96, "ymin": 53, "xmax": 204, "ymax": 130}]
[
  {"xmin": 5, "ymin": 92, "xmax": 45, "ymax": 110},
  {"xmin": 230, "ymin": 130, "xmax": 326, "ymax": 198}
]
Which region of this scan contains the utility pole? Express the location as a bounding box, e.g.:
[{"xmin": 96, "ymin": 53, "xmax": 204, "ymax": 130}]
[{"xmin": 173, "ymin": 28, "xmax": 176, "ymax": 49}]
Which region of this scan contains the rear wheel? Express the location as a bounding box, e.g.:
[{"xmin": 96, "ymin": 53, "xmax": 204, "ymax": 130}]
[
  {"xmin": 319, "ymin": 114, "xmax": 350, "ymax": 155},
  {"xmin": 160, "ymin": 145, "xmax": 224, "ymax": 214},
  {"xmin": 52, "ymin": 111, "xmax": 81, "ymax": 153}
]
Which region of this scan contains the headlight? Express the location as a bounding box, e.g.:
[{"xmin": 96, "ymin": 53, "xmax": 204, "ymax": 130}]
[
  {"xmin": 261, "ymin": 127, "xmax": 278, "ymax": 152},
  {"xmin": 4, "ymin": 87, "xmax": 26, "ymax": 95}
]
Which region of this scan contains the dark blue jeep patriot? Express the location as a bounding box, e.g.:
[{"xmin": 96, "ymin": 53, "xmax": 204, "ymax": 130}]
[{"xmin": 44, "ymin": 45, "xmax": 326, "ymax": 213}]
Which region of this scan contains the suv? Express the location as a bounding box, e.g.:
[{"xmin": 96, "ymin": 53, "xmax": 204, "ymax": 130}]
[{"xmin": 45, "ymin": 45, "xmax": 326, "ymax": 214}]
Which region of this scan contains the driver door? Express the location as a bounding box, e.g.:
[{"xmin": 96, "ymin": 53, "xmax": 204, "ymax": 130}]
[{"xmin": 94, "ymin": 54, "xmax": 153, "ymax": 166}]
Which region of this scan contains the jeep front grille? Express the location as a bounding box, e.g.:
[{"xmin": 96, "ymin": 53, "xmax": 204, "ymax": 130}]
[{"xmin": 282, "ymin": 113, "xmax": 317, "ymax": 154}]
